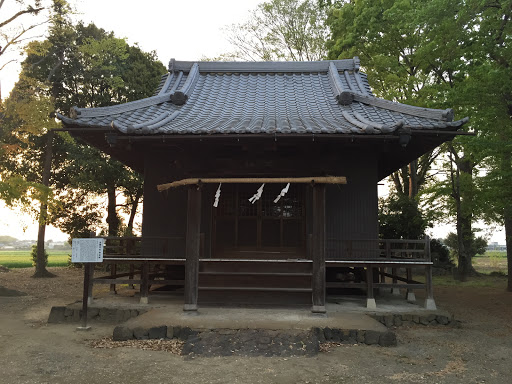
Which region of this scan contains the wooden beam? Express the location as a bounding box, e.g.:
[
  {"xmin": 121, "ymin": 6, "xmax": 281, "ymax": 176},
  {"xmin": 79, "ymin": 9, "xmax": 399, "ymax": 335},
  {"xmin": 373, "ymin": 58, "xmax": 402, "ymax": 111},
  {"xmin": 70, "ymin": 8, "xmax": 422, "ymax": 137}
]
[
  {"xmin": 311, "ymin": 184, "xmax": 326, "ymax": 314},
  {"xmin": 158, "ymin": 176, "xmax": 347, "ymax": 191},
  {"xmin": 184, "ymin": 186, "xmax": 202, "ymax": 312}
]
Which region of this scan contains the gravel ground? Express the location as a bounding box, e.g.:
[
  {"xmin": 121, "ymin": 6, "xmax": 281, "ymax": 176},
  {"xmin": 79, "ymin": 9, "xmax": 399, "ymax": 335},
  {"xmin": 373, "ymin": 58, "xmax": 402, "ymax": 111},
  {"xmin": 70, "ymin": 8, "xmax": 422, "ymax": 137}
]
[{"xmin": 1, "ymin": 267, "xmax": 511, "ymax": 384}]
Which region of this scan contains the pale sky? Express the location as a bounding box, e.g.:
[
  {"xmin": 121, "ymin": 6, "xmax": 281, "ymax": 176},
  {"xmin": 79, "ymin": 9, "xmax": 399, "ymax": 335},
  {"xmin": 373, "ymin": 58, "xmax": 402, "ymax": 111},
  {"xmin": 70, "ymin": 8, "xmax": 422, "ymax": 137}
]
[{"xmin": 0, "ymin": 0, "xmax": 506, "ymax": 243}]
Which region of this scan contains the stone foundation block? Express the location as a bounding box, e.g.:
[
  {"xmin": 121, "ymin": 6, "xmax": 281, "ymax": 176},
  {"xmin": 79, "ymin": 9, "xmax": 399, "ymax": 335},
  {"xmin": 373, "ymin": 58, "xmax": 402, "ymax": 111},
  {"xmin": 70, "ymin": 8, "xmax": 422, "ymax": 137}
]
[
  {"xmin": 379, "ymin": 331, "xmax": 397, "ymax": 347},
  {"xmin": 48, "ymin": 307, "xmax": 66, "ymax": 323},
  {"xmin": 384, "ymin": 315, "xmax": 394, "ymax": 328},
  {"xmin": 148, "ymin": 326, "xmax": 167, "ymax": 339},
  {"xmin": 113, "ymin": 326, "xmax": 133, "ymax": 341},
  {"xmin": 364, "ymin": 330, "xmax": 380, "ymax": 345},
  {"xmin": 133, "ymin": 326, "xmax": 149, "ymax": 340},
  {"xmin": 72, "ymin": 309, "xmax": 81, "ymax": 322}
]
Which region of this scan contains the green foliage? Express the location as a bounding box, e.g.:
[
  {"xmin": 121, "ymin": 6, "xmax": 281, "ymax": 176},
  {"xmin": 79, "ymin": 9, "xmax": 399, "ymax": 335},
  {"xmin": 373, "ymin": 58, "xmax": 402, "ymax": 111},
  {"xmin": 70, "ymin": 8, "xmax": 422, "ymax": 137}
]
[
  {"xmin": 443, "ymin": 232, "xmax": 488, "ymax": 262},
  {"xmin": 326, "ymin": 0, "xmax": 512, "ymax": 282},
  {"xmin": 224, "ymin": 0, "xmax": 328, "ymax": 61},
  {"xmin": 2, "ymin": 3, "xmax": 165, "ymax": 239},
  {"xmin": 430, "ymin": 238, "xmax": 452, "ymax": 267},
  {"xmin": 432, "ymin": 274, "xmax": 507, "ymax": 288},
  {"xmin": 30, "ymin": 244, "xmax": 48, "ymax": 267},
  {"xmin": 379, "ymin": 195, "xmax": 428, "ymax": 239}
]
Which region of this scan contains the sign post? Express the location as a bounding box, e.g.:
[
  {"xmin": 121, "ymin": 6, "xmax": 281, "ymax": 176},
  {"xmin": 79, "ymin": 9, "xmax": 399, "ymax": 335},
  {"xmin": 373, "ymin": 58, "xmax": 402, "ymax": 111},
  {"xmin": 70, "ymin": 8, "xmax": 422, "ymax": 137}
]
[{"xmin": 72, "ymin": 238, "xmax": 104, "ymax": 330}]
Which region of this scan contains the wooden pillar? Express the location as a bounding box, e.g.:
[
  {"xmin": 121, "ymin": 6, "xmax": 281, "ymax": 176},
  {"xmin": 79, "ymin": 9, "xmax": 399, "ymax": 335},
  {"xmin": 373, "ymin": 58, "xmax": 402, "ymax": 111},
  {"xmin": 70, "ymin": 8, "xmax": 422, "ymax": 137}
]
[
  {"xmin": 406, "ymin": 267, "xmax": 416, "ymax": 302},
  {"xmin": 140, "ymin": 262, "xmax": 149, "ymax": 304},
  {"xmin": 87, "ymin": 264, "xmax": 94, "ymax": 305},
  {"xmin": 424, "ymin": 237, "xmax": 436, "ymax": 309},
  {"xmin": 424, "ymin": 264, "xmax": 436, "ymax": 309},
  {"xmin": 110, "ymin": 263, "xmax": 117, "ymax": 294},
  {"xmin": 311, "ymin": 184, "xmax": 326, "ymax": 314},
  {"xmin": 184, "ymin": 185, "xmax": 201, "ymax": 312},
  {"xmin": 78, "ymin": 263, "xmax": 92, "ymax": 330},
  {"xmin": 366, "ymin": 266, "xmax": 376, "ymax": 309}
]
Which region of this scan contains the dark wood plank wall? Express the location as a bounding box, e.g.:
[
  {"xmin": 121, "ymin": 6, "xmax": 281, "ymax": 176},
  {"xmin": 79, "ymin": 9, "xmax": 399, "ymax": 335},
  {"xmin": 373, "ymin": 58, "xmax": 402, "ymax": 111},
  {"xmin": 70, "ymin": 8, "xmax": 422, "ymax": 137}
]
[
  {"xmin": 141, "ymin": 140, "xmax": 379, "ymax": 260},
  {"xmin": 325, "ymin": 154, "xmax": 379, "ymax": 258}
]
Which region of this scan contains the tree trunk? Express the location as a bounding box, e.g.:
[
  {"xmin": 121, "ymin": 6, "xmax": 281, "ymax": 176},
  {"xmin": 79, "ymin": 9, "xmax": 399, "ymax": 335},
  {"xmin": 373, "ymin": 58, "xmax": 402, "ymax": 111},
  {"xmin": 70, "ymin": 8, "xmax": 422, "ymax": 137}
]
[
  {"xmin": 106, "ymin": 185, "xmax": 120, "ymax": 237},
  {"xmin": 33, "ymin": 131, "xmax": 56, "ymax": 278},
  {"xmin": 126, "ymin": 186, "xmax": 143, "ymax": 235},
  {"xmin": 505, "ymin": 211, "xmax": 512, "ymax": 292},
  {"xmin": 501, "ymin": 148, "xmax": 512, "ymax": 291},
  {"xmin": 409, "ymin": 159, "xmax": 418, "ymax": 198},
  {"xmin": 456, "ymin": 211, "xmax": 474, "ymax": 281},
  {"xmin": 455, "ymin": 156, "xmax": 477, "ymax": 281}
]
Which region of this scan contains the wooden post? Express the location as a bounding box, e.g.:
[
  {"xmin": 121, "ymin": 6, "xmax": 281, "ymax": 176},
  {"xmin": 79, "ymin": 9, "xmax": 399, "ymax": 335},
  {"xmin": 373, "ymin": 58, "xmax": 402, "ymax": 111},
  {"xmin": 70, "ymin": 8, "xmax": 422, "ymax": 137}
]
[
  {"xmin": 200, "ymin": 233, "xmax": 205, "ymax": 259},
  {"xmin": 366, "ymin": 266, "xmax": 376, "ymax": 309},
  {"xmin": 424, "ymin": 236, "xmax": 436, "ymax": 309},
  {"xmin": 308, "ymin": 233, "xmax": 313, "ymax": 260},
  {"xmin": 87, "ymin": 263, "xmax": 94, "ymax": 305},
  {"xmin": 110, "ymin": 263, "xmax": 117, "ymax": 294},
  {"xmin": 424, "ymin": 264, "xmax": 436, "ymax": 309},
  {"xmin": 406, "ymin": 267, "xmax": 416, "ymax": 302},
  {"xmin": 311, "ymin": 184, "xmax": 326, "ymax": 314},
  {"xmin": 184, "ymin": 185, "xmax": 201, "ymax": 312},
  {"xmin": 77, "ymin": 263, "xmax": 92, "ymax": 330},
  {"xmin": 127, "ymin": 238, "xmax": 135, "ymax": 288},
  {"xmin": 140, "ymin": 262, "xmax": 149, "ymax": 304}
]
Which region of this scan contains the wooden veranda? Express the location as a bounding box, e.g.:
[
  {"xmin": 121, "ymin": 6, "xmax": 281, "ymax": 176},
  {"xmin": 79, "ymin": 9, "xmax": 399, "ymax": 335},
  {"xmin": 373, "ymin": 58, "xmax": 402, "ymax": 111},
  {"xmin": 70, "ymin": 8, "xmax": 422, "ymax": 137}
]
[{"xmin": 84, "ymin": 234, "xmax": 436, "ymax": 312}]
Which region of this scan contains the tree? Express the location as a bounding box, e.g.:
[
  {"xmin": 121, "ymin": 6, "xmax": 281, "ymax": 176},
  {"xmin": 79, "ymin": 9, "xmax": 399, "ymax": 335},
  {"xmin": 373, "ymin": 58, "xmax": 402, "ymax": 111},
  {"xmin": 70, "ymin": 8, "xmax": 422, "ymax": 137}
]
[
  {"xmin": 19, "ymin": 15, "xmax": 165, "ymax": 237},
  {"xmin": 444, "ymin": 232, "xmax": 487, "ymax": 263},
  {"xmin": 326, "ymin": 0, "xmax": 504, "ymax": 282},
  {"xmin": 457, "ymin": 0, "xmax": 512, "ymax": 290},
  {"xmin": 2, "ymin": 2, "xmax": 165, "ymax": 275},
  {"xmin": 379, "ymin": 194, "xmax": 428, "ymax": 240},
  {"xmin": 224, "ymin": 0, "xmax": 328, "ymax": 61}
]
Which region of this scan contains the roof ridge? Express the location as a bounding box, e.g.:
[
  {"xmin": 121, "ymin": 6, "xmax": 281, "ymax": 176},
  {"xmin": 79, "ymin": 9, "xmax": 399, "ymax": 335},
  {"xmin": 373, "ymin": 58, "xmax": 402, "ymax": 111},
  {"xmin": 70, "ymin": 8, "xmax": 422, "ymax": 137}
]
[
  {"xmin": 351, "ymin": 93, "xmax": 454, "ymax": 121},
  {"xmin": 157, "ymin": 72, "xmax": 175, "ymax": 95},
  {"xmin": 170, "ymin": 59, "xmax": 357, "ymax": 73}
]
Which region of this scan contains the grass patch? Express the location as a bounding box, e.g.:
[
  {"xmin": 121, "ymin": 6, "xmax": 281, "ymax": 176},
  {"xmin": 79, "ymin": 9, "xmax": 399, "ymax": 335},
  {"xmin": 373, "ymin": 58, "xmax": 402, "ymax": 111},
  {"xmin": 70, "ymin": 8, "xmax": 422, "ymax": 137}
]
[
  {"xmin": 432, "ymin": 274, "xmax": 508, "ymax": 288},
  {"xmin": 0, "ymin": 250, "xmax": 70, "ymax": 268},
  {"xmin": 474, "ymin": 251, "xmax": 507, "ymax": 258}
]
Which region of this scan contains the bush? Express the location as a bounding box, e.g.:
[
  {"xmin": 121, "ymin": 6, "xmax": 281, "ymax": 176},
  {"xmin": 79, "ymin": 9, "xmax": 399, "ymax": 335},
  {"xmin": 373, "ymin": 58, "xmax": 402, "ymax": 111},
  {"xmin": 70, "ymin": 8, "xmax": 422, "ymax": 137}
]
[
  {"xmin": 31, "ymin": 245, "xmax": 49, "ymax": 267},
  {"xmin": 430, "ymin": 238, "xmax": 453, "ymax": 267}
]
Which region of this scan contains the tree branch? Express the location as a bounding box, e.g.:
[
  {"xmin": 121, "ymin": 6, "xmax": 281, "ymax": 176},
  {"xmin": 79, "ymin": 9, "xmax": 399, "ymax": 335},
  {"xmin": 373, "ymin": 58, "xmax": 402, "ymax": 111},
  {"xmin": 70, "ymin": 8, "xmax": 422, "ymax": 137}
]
[
  {"xmin": 0, "ymin": 6, "xmax": 44, "ymax": 29},
  {"xmin": 0, "ymin": 58, "xmax": 15, "ymax": 70}
]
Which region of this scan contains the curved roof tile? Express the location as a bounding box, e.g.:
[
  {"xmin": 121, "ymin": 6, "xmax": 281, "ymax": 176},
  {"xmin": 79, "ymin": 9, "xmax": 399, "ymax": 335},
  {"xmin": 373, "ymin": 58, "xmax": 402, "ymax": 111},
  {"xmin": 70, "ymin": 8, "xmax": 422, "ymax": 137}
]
[{"xmin": 58, "ymin": 58, "xmax": 467, "ymax": 135}]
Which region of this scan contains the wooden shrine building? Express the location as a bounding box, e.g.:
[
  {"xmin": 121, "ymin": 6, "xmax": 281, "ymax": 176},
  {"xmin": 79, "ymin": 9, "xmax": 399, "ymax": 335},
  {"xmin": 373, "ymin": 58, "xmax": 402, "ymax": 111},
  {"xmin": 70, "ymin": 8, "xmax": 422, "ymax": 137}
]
[{"xmin": 58, "ymin": 58, "xmax": 468, "ymax": 313}]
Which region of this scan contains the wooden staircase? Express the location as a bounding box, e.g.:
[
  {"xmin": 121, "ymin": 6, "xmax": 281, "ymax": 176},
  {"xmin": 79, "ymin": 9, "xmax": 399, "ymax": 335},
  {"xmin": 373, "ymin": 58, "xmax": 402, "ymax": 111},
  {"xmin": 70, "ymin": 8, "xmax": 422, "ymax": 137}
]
[{"xmin": 198, "ymin": 260, "xmax": 313, "ymax": 306}]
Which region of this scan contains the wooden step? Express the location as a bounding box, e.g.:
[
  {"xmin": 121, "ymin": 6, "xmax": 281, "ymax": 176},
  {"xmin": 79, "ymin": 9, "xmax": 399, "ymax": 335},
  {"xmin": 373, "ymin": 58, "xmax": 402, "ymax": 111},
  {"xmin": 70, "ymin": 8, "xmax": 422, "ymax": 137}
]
[
  {"xmin": 199, "ymin": 272, "xmax": 311, "ymax": 288},
  {"xmin": 199, "ymin": 260, "xmax": 312, "ymax": 273},
  {"xmin": 198, "ymin": 286, "xmax": 312, "ymax": 292},
  {"xmin": 197, "ymin": 260, "xmax": 313, "ymax": 305},
  {"xmin": 198, "ymin": 288, "xmax": 312, "ymax": 306}
]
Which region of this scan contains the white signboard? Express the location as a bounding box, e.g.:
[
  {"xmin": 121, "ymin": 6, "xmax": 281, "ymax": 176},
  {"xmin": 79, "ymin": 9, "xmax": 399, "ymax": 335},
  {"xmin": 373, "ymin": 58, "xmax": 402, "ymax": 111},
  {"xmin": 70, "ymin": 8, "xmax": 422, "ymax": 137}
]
[{"xmin": 71, "ymin": 238, "xmax": 104, "ymax": 263}]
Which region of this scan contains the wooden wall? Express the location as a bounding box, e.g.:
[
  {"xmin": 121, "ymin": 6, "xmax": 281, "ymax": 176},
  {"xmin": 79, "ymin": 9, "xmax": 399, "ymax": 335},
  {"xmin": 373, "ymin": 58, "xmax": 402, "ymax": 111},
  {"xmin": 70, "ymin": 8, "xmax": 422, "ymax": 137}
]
[{"xmin": 140, "ymin": 140, "xmax": 379, "ymax": 259}]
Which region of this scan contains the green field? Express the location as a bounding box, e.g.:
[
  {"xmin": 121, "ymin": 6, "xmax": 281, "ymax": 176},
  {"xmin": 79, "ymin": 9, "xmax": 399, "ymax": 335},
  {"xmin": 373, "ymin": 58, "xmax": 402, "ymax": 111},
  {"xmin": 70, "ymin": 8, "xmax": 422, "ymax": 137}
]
[{"xmin": 0, "ymin": 250, "xmax": 70, "ymax": 268}]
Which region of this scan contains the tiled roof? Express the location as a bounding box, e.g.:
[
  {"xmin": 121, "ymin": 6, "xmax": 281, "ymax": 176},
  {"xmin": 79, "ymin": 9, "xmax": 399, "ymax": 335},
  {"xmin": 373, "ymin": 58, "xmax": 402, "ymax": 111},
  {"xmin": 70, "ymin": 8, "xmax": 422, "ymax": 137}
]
[{"xmin": 57, "ymin": 58, "xmax": 468, "ymax": 135}]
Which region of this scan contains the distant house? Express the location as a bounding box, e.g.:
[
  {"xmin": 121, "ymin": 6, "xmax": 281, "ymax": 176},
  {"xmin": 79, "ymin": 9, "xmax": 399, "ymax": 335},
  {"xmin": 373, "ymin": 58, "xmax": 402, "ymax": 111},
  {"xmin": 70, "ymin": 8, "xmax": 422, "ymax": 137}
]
[
  {"xmin": 58, "ymin": 58, "xmax": 468, "ymax": 313},
  {"xmin": 46, "ymin": 241, "xmax": 67, "ymax": 249}
]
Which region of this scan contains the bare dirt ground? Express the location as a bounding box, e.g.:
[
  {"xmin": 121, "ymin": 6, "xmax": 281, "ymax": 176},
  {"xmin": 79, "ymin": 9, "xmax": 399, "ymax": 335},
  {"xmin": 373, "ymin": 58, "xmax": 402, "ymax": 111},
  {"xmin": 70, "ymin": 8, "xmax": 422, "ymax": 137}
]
[{"xmin": 1, "ymin": 267, "xmax": 512, "ymax": 384}]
